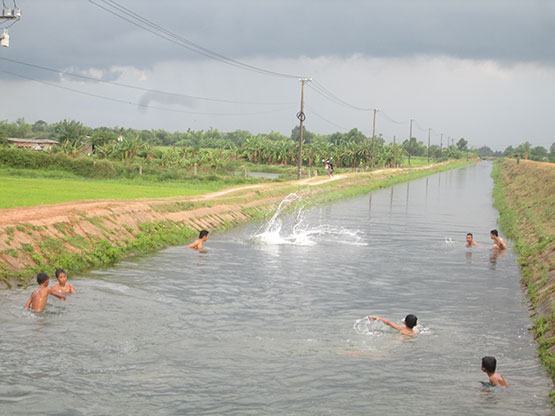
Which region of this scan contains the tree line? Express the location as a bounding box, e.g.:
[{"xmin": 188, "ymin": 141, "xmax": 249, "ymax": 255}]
[{"xmin": 0, "ymin": 118, "xmax": 474, "ymax": 171}]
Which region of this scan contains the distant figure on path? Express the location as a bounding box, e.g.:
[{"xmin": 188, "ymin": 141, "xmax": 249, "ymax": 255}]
[
  {"xmin": 368, "ymin": 314, "xmax": 418, "ymax": 336},
  {"xmin": 465, "ymin": 232, "xmax": 478, "ymax": 248},
  {"xmin": 490, "ymin": 229, "xmax": 507, "ymax": 250},
  {"xmin": 323, "ymin": 159, "xmax": 334, "ymax": 177},
  {"xmin": 188, "ymin": 230, "xmax": 209, "ymax": 251},
  {"xmin": 51, "ymin": 268, "xmax": 76, "ymax": 295},
  {"xmin": 481, "ymin": 356, "xmax": 508, "ymax": 387},
  {"xmin": 24, "ymin": 272, "xmax": 66, "ymax": 312}
]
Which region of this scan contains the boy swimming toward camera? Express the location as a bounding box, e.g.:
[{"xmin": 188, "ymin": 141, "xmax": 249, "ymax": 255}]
[
  {"xmin": 24, "ymin": 272, "xmax": 66, "ymax": 312},
  {"xmin": 481, "ymin": 356, "xmax": 508, "ymax": 387},
  {"xmin": 187, "ymin": 230, "xmax": 209, "ymax": 250},
  {"xmin": 369, "ymin": 314, "xmax": 418, "ymax": 336},
  {"xmin": 50, "ymin": 268, "xmax": 76, "ymax": 295}
]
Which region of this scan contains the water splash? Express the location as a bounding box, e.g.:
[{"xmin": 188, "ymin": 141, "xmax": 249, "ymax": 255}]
[
  {"xmin": 353, "ymin": 316, "xmax": 383, "ymax": 336},
  {"xmin": 252, "ymin": 194, "xmax": 367, "ymax": 246}
]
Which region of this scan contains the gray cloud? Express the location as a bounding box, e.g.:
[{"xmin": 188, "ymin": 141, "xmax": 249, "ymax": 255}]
[{"xmin": 2, "ymin": 0, "xmax": 555, "ymax": 81}]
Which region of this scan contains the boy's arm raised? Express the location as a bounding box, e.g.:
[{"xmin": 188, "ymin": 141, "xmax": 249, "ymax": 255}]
[{"xmin": 369, "ymin": 316, "xmax": 403, "ymax": 332}]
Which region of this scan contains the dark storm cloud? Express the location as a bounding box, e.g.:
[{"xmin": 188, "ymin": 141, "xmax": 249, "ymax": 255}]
[{"xmin": 1, "ymin": 0, "xmax": 554, "ymax": 81}]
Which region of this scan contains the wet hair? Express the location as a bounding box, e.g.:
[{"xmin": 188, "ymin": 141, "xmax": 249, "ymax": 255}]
[
  {"xmin": 467, "ymin": 233, "xmax": 473, "ymax": 237},
  {"xmin": 36, "ymin": 272, "xmax": 49, "ymax": 285},
  {"xmin": 55, "ymin": 268, "xmax": 66, "ymax": 278},
  {"xmin": 482, "ymin": 356, "xmax": 497, "ymax": 373},
  {"xmin": 490, "ymin": 229, "xmax": 499, "ymax": 237},
  {"xmin": 404, "ymin": 314, "xmax": 418, "ymax": 329},
  {"xmin": 199, "ymin": 230, "xmax": 209, "ymax": 239}
]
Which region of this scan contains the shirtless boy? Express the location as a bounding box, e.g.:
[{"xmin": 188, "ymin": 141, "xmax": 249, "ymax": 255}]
[
  {"xmin": 50, "ymin": 268, "xmax": 76, "ymax": 295},
  {"xmin": 369, "ymin": 314, "xmax": 418, "ymax": 336},
  {"xmin": 187, "ymin": 230, "xmax": 209, "ymax": 250},
  {"xmin": 24, "ymin": 272, "xmax": 66, "ymax": 312},
  {"xmin": 490, "ymin": 229, "xmax": 507, "ymax": 250},
  {"xmin": 465, "ymin": 232, "xmax": 478, "ymax": 247},
  {"xmin": 481, "ymin": 356, "xmax": 508, "ymax": 387}
]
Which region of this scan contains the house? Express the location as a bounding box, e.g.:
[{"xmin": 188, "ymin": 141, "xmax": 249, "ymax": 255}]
[{"xmin": 7, "ymin": 138, "xmax": 60, "ymax": 151}]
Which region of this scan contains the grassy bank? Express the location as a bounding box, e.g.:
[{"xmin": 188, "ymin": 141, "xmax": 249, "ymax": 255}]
[
  {"xmin": 0, "ymin": 160, "xmax": 474, "ymax": 287},
  {"xmin": 492, "ymin": 159, "xmax": 555, "ymax": 401}
]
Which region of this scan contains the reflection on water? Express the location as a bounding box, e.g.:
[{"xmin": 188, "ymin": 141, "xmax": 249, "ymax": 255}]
[{"xmin": 0, "ymin": 162, "xmax": 551, "ymax": 415}]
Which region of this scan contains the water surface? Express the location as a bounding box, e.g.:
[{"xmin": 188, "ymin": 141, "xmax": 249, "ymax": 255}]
[{"xmin": 0, "ymin": 163, "xmax": 551, "ymax": 415}]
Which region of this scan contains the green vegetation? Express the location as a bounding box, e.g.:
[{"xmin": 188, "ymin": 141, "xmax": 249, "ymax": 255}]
[
  {"xmin": 0, "ymin": 170, "xmax": 245, "ymax": 209},
  {"xmin": 492, "ymin": 159, "xmax": 555, "ymax": 403},
  {"xmin": 1, "ymin": 118, "xmax": 472, "ymax": 179},
  {"xmin": 478, "ymin": 141, "xmax": 555, "ymax": 162}
]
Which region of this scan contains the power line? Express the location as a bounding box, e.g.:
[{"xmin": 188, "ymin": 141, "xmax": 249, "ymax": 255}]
[
  {"xmin": 304, "ymin": 105, "xmax": 348, "ymax": 131},
  {"xmin": 378, "ymin": 110, "xmax": 407, "ymax": 125},
  {"xmin": 88, "ymin": 0, "xmax": 303, "ymax": 80},
  {"xmin": 0, "ymin": 68, "xmax": 296, "ymax": 116},
  {"xmin": 0, "ymin": 56, "xmax": 294, "ymax": 106},
  {"xmin": 309, "ymin": 79, "xmax": 371, "ymax": 112}
]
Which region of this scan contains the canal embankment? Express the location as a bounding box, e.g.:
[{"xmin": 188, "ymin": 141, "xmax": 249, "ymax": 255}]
[
  {"xmin": 0, "ymin": 160, "xmax": 472, "ymax": 287},
  {"xmin": 492, "ymin": 159, "xmax": 555, "ymax": 399}
]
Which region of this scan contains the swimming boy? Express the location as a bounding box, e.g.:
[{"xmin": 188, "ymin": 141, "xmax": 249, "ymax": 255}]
[
  {"xmin": 50, "ymin": 268, "xmax": 76, "ymax": 295},
  {"xmin": 24, "ymin": 272, "xmax": 66, "ymax": 312},
  {"xmin": 188, "ymin": 230, "xmax": 209, "ymax": 250},
  {"xmin": 465, "ymin": 232, "xmax": 478, "ymax": 247},
  {"xmin": 368, "ymin": 314, "xmax": 418, "ymax": 336},
  {"xmin": 490, "ymin": 229, "xmax": 507, "ymax": 250},
  {"xmin": 481, "ymin": 356, "xmax": 508, "ymax": 387}
]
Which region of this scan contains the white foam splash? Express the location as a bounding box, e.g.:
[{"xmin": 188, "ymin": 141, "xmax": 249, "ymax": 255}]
[
  {"xmin": 252, "ymin": 194, "xmax": 367, "ymax": 247},
  {"xmin": 353, "ymin": 316, "xmax": 383, "ymax": 336}
]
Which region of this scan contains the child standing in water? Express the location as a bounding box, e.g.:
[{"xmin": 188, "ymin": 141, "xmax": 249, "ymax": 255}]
[
  {"xmin": 490, "ymin": 229, "xmax": 507, "ymax": 250},
  {"xmin": 187, "ymin": 230, "xmax": 209, "ymax": 250},
  {"xmin": 50, "ymin": 268, "xmax": 76, "ymax": 295},
  {"xmin": 369, "ymin": 314, "xmax": 418, "ymax": 336},
  {"xmin": 24, "ymin": 272, "xmax": 66, "ymax": 312},
  {"xmin": 481, "ymin": 356, "xmax": 508, "ymax": 387}
]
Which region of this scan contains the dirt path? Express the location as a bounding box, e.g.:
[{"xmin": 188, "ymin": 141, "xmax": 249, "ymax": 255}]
[
  {"xmin": 0, "ymin": 162, "xmax": 455, "ymax": 284},
  {"xmin": 0, "ymin": 163, "xmax": 444, "ymax": 227}
]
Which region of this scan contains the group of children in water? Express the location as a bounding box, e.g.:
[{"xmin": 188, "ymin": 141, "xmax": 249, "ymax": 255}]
[{"xmin": 25, "ymin": 228, "xmax": 509, "ymax": 387}]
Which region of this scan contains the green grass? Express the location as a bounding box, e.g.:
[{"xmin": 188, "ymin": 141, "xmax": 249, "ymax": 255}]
[{"xmin": 0, "ymin": 173, "xmax": 236, "ymax": 208}]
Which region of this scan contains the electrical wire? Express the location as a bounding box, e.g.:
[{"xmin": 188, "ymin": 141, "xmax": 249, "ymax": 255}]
[
  {"xmin": 0, "ymin": 56, "xmax": 295, "ymax": 106},
  {"xmin": 88, "ymin": 0, "xmax": 303, "ymax": 80},
  {"xmin": 308, "ymin": 80, "xmax": 371, "ymax": 112},
  {"xmin": 378, "ymin": 110, "xmax": 407, "ymax": 125},
  {"xmin": 0, "ymin": 68, "xmax": 296, "ymax": 116},
  {"xmin": 304, "ymin": 105, "xmax": 348, "ymax": 131}
]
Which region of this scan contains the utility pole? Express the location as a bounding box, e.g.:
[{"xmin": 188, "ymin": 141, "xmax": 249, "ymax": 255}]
[
  {"xmin": 409, "ymin": 119, "xmax": 414, "ymax": 140},
  {"xmin": 440, "ymin": 133, "xmax": 443, "ymax": 151},
  {"xmin": 427, "ymin": 128, "xmax": 431, "ymax": 163},
  {"xmin": 393, "ymin": 135, "xmax": 396, "ymax": 145},
  {"xmin": 296, "ymin": 78, "xmax": 310, "ymax": 180},
  {"xmin": 371, "ymin": 109, "xmax": 377, "ymax": 143}
]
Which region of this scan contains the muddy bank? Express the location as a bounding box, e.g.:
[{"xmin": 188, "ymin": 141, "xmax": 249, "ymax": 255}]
[{"xmin": 0, "ymin": 161, "xmax": 470, "ymax": 287}]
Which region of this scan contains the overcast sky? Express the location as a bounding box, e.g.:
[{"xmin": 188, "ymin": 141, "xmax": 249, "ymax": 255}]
[{"xmin": 1, "ymin": 0, "xmax": 554, "ymax": 149}]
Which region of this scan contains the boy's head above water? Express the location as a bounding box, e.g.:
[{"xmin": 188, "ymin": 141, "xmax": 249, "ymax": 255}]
[
  {"xmin": 490, "ymin": 229, "xmax": 499, "ymax": 238},
  {"xmin": 55, "ymin": 268, "xmax": 67, "ymax": 283},
  {"xmin": 404, "ymin": 314, "xmax": 417, "ymax": 328},
  {"xmin": 36, "ymin": 272, "xmax": 49, "ymax": 286},
  {"xmin": 199, "ymin": 230, "xmax": 209, "ymax": 240},
  {"xmin": 481, "ymin": 356, "xmax": 497, "ymax": 374}
]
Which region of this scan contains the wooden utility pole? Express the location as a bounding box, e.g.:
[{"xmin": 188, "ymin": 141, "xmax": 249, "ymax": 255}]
[
  {"xmin": 296, "ymin": 78, "xmax": 309, "ymax": 180},
  {"xmin": 409, "ymin": 119, "xmax": 413, "ymax": 140},
  {"xmin": 427, "ymin": 128, "xmax": 431, "ymax": 163},
  {"xmin": 440, "ymin": 133, "xmax": 443, "ymax": 151},
  {"xmin": 371, "ymin": 109, "xmax": 377, "ymax": 142}
]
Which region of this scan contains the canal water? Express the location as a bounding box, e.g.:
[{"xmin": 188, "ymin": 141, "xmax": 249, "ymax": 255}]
[{"xmin": 0, "ymin": 163, "xmax": 551, "ymax": 415}]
